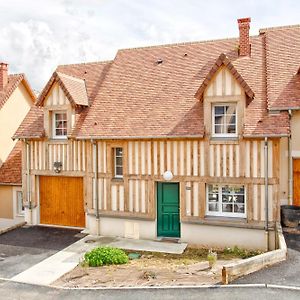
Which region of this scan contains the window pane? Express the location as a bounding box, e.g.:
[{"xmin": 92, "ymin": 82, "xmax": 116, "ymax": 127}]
[
  {"xmin": 222, "ymin": 204, "xmax": 233, "ymax": 212},
  {"xmin": 116, "ymin": 166, "xmax": 123, "ymax": 176},
  {"xmin": 208, "ymin": 184, "xmax": 218, "ymax": 193},
  {"xmin": 116, "ymin": 157, "xmax": 123, "ymax": 166},
  {"xmin": 116, "ymin": 148, "xmax": 123, "ymax": 156},
  {"xmin": 225, "ymin": 105, "xmax": 236, "ymax": 115},
  {"xmin": 209, "ymin": 203, "xmax": 218, "ymax": 212},
  {"xmin": 227, "ymin": 124, "xmax": 236, "ymax": 134},
  {"xmin": 234, "ymin": 204, "xmax": 245, "ymax": 213},
  {"xmin": 215, "ymin": 115, "xmax": 224, "ymax": 125},
  {"xmin": 214, "ymin": 124, "xmax": 223, "ymax": 134},
  {"xmin": 56, "ymin": 129, "xmax": 63, "ymax": 135},
  {"xmin": 214, "ymin": 106, "xmax": 224, "ymax": 114}
]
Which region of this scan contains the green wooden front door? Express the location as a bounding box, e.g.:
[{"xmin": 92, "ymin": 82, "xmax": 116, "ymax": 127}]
[{"xmin": 157, "ymin": 182, "xmax": 180, "ymax": 238}]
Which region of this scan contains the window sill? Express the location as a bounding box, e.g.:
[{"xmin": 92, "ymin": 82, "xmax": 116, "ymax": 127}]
[
  {"xmin": 182, "ymin": 215, "xmax": 271, "ymax": 230},
  {"xmin": 210, "ymin": 136, "xmax": 239, "ymax": 144},
  {"xmin": 111, "ymin": 178, "xmax": 124, "ymax": 184}
]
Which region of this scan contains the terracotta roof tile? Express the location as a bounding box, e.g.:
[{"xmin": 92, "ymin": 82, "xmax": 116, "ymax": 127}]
[
  {"xmin": 37, "ymin": 71, "xmax": 89, "ymax": 107},
  {"xmin": 15, "ymin": 24, "xmax": 300, "ymax": 139},
  {"xmin": 0, "ymin": 141, "xmax": 22, "ymax": 185}
]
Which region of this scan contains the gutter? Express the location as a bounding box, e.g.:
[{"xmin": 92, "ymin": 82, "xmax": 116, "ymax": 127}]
[
  {"xmin": 264, "ymin": 137, "xmax": 269, "ymax": 251},
  {"xmin": 243, "ymin": 134, "xmax": 289, "ymax": 139},
  {"xmin": 92, "ymin": 140, "xmax": 100, "ymax": 235},
  {"xmin": 25, "ymin": 139, "xmax": 33, "ymax": 223},
  {"xmin": 75, "ymin": 134, "xmax": 204, "ymax": 140},
  {"xmin": 288, "ymin": 110, "xmax": 293, "ymax": 205}
]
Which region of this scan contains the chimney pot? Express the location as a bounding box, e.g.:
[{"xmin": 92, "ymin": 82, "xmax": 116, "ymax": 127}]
[
  {"xmin": 237, "ymin": 17, "xmax": 251, "ymax": 56},
  {"xmin": 0, "ymin": 62, "xmax": 8, "ymax": 90}
]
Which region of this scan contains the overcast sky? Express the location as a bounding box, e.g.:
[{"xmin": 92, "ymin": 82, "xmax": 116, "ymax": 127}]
[{"xmin": 0, "ymin": 0, "xmax": 299, "ymax": 91}]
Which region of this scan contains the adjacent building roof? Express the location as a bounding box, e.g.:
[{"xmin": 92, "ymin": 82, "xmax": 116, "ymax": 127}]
[
  {"xmin": 0, "ymin": 74, "xmax": 36, "ymax": 110},
  {"xmin": 0, "ymin": 142, "xmax": 22, "ymax": 185},
  {"xmin": 15, "ymin": 24, "xmax": 300, "ymax": 139}
]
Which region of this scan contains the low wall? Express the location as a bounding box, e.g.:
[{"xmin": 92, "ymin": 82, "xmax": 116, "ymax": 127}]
[{"xmin": 222, "ymin": 224, "xmax": 287, "ymax": 284}]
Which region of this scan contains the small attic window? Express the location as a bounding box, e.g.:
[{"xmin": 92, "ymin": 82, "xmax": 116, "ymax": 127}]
[{"xmin": 156, "ymin": 58, "xmax": 163, "ymax": 64}]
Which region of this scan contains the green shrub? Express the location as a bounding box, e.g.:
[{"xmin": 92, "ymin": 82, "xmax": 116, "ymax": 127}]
[
  {"xmin": 83, "ymin": 246, "xmax": 129, "ymax": 267},
  {"xmin": 223, "ymin": 246, "xmax": 262, "ymax": 259}
]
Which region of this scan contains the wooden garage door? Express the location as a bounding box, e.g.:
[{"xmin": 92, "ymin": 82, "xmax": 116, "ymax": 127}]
[
  {"xmin": 40, "ymin": 176, "xmax": 85, "ymax": 227},
  {"xmin": 293, "ymin": 159, "xmax": 300, "ymax": 206}
]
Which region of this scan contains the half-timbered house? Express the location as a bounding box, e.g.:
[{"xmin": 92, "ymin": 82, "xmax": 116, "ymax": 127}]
[{"xmin": 14, "ymin": 18, "xmax": 300, "ymax": 250}]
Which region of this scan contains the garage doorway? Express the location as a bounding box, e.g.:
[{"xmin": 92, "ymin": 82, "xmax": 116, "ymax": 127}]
[{"xmin": 39, "ymin": 176, "xmax": 85, "ymax": 227}]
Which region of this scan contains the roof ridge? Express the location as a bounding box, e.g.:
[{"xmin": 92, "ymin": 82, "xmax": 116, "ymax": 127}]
[
  {"xmin": 259, "ymin": 24, "xmax": 300, "ymax": 34},
  {"xmin": 119, "ymin": 36, "xmax": 240, "ymax": 52},
  {"xmin": 57, "ymin": 60, "xmax": 113, "ymax": 68}
]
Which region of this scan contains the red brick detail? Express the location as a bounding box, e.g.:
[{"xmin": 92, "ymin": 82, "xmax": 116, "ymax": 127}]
[
  {"xmin": 0, "ymin": 62, "xmax": 8, "ymax": 90},
  {"xmin": 238, "ymin": 17, "xmax": 251, "ymax": 56}
]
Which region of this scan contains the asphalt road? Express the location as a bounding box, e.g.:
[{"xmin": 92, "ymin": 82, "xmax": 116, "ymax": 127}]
[
  {"xmin": 0, "ymin": 226, "xmax": 84, "ymax": 278},
  {"xmin": 234, "ymin": 229, "xmax": 300, "ymax": 287},
  {"xmin": 0, "ymin": 281, "xmax": 299, "ymax": 300}
]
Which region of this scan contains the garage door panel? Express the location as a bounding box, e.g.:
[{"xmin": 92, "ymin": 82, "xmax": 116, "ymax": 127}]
[
  {"xmin": 40, "ymin": 176, "xmax": 85, "ymax": 227},
  {"xmin": 293, "ymin": 160, "xmax": 300, "ymax": 206}
]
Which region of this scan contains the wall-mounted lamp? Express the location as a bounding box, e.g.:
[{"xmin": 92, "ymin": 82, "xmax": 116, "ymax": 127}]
[
  {"xmin": 163, "ymin": 170, "xmax": 173, "ymax": 181},
  {"xmin": 53, "ymin": 161, "xmax": 62, "ymax": 173}
]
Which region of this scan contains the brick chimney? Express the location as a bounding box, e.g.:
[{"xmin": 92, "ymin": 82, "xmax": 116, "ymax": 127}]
[
  {"xmin": 0, "ymin": 62, "xmax": 8, "ymax": 90},
  {"xmin": 238, "ymin": 17, "xmax": 251, "ymax": 56}
]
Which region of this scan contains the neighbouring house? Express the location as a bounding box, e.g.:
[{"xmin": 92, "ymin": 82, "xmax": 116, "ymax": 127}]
[
  {"xmin": 14, "ymin": 18, "xmax": 300, "ymax": 251},
  {"xmin": 0, "ymin": 63, "xmax": 36, "ymax": 219}
]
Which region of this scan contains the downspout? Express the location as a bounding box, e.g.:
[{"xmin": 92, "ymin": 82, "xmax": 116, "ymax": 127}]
[
  {"xmin": 92, "ymin": 140, "xmax": 100, "ymax": 235},
  {"xmin": 288, "ymin": 109, "xmax": 293, "ymax": 205},
  {"xmin": 264, "ymin": 137, "xmax": 269, "ymax": 251},
  {"xmin": 25, "ymin": 139, "xmax": 32, "ymax": 223}
]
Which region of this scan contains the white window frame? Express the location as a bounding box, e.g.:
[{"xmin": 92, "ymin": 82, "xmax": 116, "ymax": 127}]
[
  {"xmin": 114, "ymin": 147, "xmax": 123, "ymax": 178},
  {"xmin": 52, "ymin": 111, "xmax": 68, "ymax": 139},
  {"xmin": 212, "ymin": 103, "xmax": 237, "ymax": 138},
  {"xmin": 206, "ymin": 184, "xmax": 246, "ymax": 218},
  {"xmin": 13, "ymin": 187, "xmax": 24, "ymax": 217}
]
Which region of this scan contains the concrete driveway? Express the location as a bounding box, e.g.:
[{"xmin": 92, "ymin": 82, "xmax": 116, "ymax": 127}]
[{"xmin": 0, "ymin": 226, "xmax": 85, "ymax": 279}]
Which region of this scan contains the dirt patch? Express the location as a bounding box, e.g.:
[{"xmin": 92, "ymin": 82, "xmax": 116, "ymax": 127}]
[{"xmin": 53, "ymin": 247, "xmax": 241, "ymax": 287}]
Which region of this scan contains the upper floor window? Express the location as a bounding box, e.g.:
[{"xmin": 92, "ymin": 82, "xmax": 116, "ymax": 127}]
[
  {"xmin": 212, "ymin": 104, "xmax": 237, "ymax": 137},
  {"xmin": 207, "ymin": 184, "xmax": 246, "ymax": 218},
  {"xmin": 53, "ymin": 111, "xmax": 67, "ymax": 139},
  {"xmin": 114, "ymin": 147, "xmax": 123, "ymax": 178}
]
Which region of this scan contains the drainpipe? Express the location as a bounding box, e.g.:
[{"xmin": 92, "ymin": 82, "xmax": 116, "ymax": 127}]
[
  {"xmin": 264, "ymin": 137, "xmax": 269, "ymax": 251},
  {"xmin": 288, "ymin": 110, "xmax": 293, "ymax": 205},
  {"xmin": 92, "ymin": 140, "xmax": 100, "ymax": 235},
  {"xmin": 25, "ymin": 140, "xmax": 32, "ymax": 223}
]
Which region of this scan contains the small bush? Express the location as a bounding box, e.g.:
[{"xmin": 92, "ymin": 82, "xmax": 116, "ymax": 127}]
[
  {"xmin": 83, "ymin": 247, "xmax": 129, "ymax": 267},
  {"xmin": 223, "ymin": 246, "xmax": 262, "ymax": 259}
]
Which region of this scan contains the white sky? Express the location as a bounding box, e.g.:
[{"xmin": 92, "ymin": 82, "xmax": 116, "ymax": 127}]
[{"xmin": 0, "ymin": 0, "xmax": 299, "ymax": 90}]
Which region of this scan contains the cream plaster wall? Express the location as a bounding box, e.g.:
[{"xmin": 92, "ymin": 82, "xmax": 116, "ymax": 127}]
[
  {"xmin": 86, "ymin": 215, "xmax": 275, "ymax": 250},
  {"xmin": 0, "ymin": 185, "xmax": 13, "ymax": 218},
  {"xmin": 291, "ymin": 111, "xmax": 300, "ymax": 153},
  {"xmin": 0, "ymin": 82, "xmax": 32, "ymax": 165},
  {"xmin": 279, "ymin": 137, "xmax": 289, "ymax": 205}
]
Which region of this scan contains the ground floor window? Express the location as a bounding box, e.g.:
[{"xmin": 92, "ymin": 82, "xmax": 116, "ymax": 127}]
[{"xmin": 206, "ymin": 184, "xmax": 246, "ymax": 218}]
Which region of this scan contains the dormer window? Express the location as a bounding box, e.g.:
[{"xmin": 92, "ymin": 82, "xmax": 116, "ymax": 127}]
[
  {"xmin": 212, "ymin": 104, "xmax": 237, "ymax": 137},
  {"xmin": 53, "ymin": 111, "xmax": 67, "ymax": 139}
]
